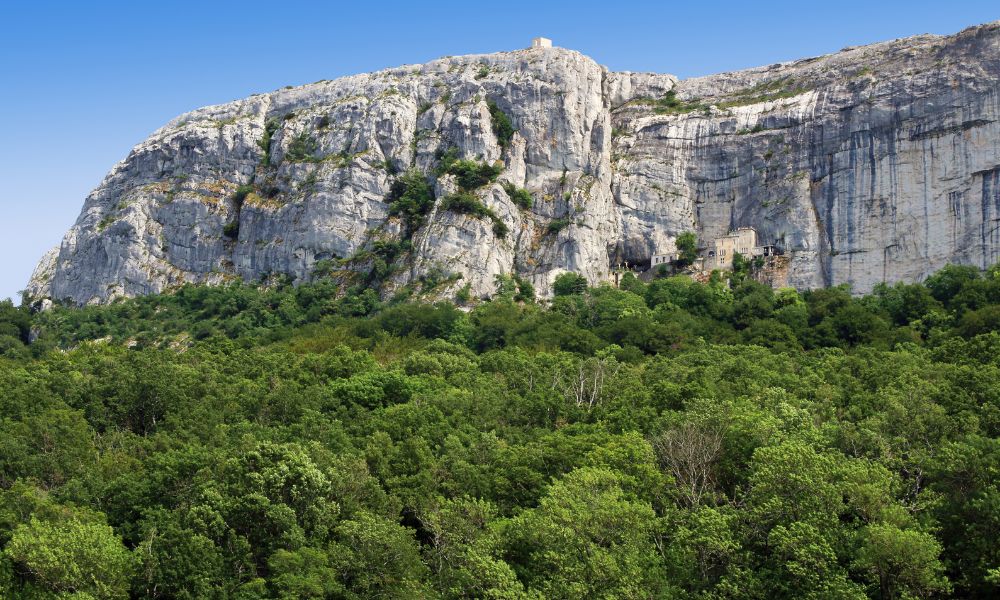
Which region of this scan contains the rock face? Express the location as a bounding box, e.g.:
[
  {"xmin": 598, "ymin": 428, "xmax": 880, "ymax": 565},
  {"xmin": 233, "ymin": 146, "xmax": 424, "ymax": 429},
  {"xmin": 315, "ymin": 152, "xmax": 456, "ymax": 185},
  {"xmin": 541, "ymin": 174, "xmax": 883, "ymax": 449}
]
[{"xmin": 28, "ymin": 22, "xmax": 1000, "ymax": 304}]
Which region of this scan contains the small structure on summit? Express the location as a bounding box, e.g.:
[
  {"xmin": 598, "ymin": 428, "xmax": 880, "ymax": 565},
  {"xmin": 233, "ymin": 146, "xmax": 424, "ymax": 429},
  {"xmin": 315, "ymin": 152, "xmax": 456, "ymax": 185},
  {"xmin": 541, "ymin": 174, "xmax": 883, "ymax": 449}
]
[{"xmin": 531, "ymin": 37, "xmax": 553, "ymax": 49}]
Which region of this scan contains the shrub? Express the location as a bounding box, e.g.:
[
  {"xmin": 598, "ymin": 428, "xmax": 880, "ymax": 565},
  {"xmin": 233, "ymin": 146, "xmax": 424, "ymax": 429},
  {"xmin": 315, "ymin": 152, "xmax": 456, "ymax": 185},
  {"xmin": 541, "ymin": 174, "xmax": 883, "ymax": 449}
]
[
  {"xmin": 736, "ymin": 124, "xmax": 765, "ymax": 135},
  {"xmin": 387, "ymin": 169, "xmax": 436, "ymax": 233},
  {"xmin": 223, "ymin": 221, "xmax": 240, "ymax": 239},
  {"xmin": 434, "ymin": 147, "xmax": 460, "ymax": 174},
  {"xmin": 232, "ymin": 184, "xmax": 254, "ymax": 207},
  {"xmin": 286, "ymin": 132, "xmax": 318, "ymax": 162},
  {"xmin": 372, "ymin": 239, "xmax": 411, "ymax": 263},
  {"xmin": 547, "ymin": 218, "xmax": 571, "ymax": 235},
  {"xmin": 441, "ymin": 192, "xmax": 508, "ymax": 239},
  {"xmin": 496, "ymin": 274, "xmax": 534, "ymax": 303},
  {"xmin": 312, "ymin": 259, "xmax": 337, "ymax": 279},
  {"xmin": 492, "ymin": 219, "xmax": 509, "ymax": 239},
  {"xmin": 445, "ymin": 160, "xmax": 502, "ymax": 191},
  {"xmin": 441, "ymin": 192, "xmax": 491, "ymax": 218},
  {"xmin": 717, "ymin": 77, "xmax": 812, "ymax": 108},
  {"xmin": 97, "ymin": 215, "xmax": 116, "ymax": 232},
  {"xmin": 259, "ymin": 118, "xmax": 281, "ymax": 166},
  {"xmin": 487, "ymin": 100, "xmax": 515, "ymax": 149},
  {"xmin": 649, "ymin": 90, "xmax": 707, "ymax": 115},
  {"xmin": 456, "ymin": 283, "xmax": 473, "ymax": 304},
  {"xmin": 502, "ymin": 182, "xmax": 533, "ymax": 209}
]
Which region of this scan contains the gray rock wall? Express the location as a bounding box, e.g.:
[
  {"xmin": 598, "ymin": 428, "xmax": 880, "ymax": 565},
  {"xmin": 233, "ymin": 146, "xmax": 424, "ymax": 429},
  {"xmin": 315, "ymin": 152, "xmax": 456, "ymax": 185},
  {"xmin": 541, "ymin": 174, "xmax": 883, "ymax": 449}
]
[{"xmin": 28, "ymin": 22, "xmax": 1000, "ymax": 303}]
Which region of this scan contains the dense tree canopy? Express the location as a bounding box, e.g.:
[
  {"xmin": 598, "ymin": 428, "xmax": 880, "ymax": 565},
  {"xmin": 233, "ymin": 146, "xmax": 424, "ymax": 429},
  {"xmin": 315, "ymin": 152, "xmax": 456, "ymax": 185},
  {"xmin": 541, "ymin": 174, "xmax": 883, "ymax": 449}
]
[{"xmin": 1, "ymin": 264, "xmax": 999, "ymax": 598}]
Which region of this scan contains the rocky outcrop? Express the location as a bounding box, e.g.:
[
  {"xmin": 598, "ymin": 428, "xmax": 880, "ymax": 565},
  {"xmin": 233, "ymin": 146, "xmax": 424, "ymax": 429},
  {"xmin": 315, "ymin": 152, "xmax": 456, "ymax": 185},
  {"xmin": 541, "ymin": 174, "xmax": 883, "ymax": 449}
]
[{"xmin": 28, "ymin": 22, "xmax": 1000, "ymax": 303}]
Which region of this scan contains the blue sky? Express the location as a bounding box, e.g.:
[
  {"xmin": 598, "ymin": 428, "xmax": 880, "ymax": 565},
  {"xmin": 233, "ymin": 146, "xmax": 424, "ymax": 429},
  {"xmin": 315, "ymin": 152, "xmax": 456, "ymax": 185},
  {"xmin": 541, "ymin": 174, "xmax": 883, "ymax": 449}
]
[{"xmin": 1, "ymin": 1, "xmax": 997, "ymax": 303}]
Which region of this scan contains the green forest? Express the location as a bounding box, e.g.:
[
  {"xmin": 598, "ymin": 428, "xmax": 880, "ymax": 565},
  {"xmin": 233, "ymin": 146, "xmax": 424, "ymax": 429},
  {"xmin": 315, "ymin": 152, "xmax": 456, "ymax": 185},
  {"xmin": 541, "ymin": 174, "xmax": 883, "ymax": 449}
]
[{"xmin": 1, "ymin": 263, "xmax": 999, "ymax": 599}]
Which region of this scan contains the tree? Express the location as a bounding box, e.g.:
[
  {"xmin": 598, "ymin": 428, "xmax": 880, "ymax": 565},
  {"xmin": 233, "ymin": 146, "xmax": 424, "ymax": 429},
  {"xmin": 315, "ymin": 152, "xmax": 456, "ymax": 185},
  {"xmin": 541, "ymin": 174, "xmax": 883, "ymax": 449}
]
[
  {"xmin": 957, "ymin": 305, "xmax": 1000, "ymax": 338},
  {"xmin": 4, "ymin": 516, "xmax": 135, "ymax": 599},
  {"xmin": 618, "ymin": 271, "xmax": 646, "ymax": 295},
  {"xmin": 493, "ymin": 274, "xmax": 534, "ymax": 303},
  {"xmin": 505, "ymin": 467, "xmax": 670, "ymax": 599},
  {"xmin": 854, "ymin": 524, "xmax": 949, "ymax": 599},
  {"xmin": 0, "ymin": 335, "xmax": 28, "ymax": 360},
  {"xmin": 924, "ymin": 264, "xmax": 981, "ymax": 307},
  {"xmin": 555, "ymin": 354, "xmax": 622, "ymax": 412},
  {"xmin": 0, "ymin": 299, "xmax": 31, "ymax": 344},
  {"xmin": 9, "ymin": 260, "xmax": 1000, "ymax": 596},
  {"xmin": 134, "ymin": 511, "xmax": 225, "ymax": 600},
  {"xmin": 0, "ymin": 406, "xmax": 96, "ymax": 489},
  {"xmin": 674, "ymin": 231, "xmax": 699, "ymax": 267},
  {"xmin": 330, "ymin": 512, "xmax": 433, "ymax": 598},
  {"xmin": 268, "ymin": 546, "xmax": 342, "ymax": 600},
  {"xmin": 552, "ymin": 272, "xmax": 588, "ymax": 297},
  {"xmin": 767, "ymin": 521, "xmax": 866, "ymax": 599},
  {"xmin": 583, "ymin": 287, "xmax": 650, "ymax": 328},
  {"xmin": 469, "ymin": 300, "xmax": 523, "ymax": 352},
  {"xmin": 732, "ymin": 280, "xmax": 775, "ymax": 328},
  {"xmin": 871, "ymin": 281, "xmax": 941, "ymax": 326},
  {"xmin": 747, "ymin": 441, "xmax": 845, "ymax": 533},
  {"xmin": 742, "ymin": 318, "xmax": 801, "ymax": 352},
  {"xmin": 652, "ymin": 421, "xmax": 724, "ymax": 507},
  {"xmin": 731, "ymin": 251, "xmax": 750, "ymax": 280},
  {"xmin": 926, "ymin": 435, "xmax": 1000, "ymax": 597},
  {"xmin": 419, "ymin": 497, "xmax": 527, "ymax": 599}
]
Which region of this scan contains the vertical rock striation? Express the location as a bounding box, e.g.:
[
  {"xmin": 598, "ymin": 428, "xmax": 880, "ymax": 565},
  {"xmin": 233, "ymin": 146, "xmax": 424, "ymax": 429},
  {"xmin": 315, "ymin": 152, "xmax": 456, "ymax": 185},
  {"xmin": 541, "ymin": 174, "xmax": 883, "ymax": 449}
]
[{"xmin": 28, "ymin": 22, "xmax": 1000, "ymax": 303}]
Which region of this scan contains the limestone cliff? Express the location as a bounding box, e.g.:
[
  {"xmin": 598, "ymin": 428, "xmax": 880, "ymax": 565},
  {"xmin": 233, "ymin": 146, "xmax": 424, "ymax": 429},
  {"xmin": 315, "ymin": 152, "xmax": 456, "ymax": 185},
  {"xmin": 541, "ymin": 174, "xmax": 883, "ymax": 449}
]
[{"xmin": 28, "ymin": 22, "xmax": 1000, "ymax": 304}]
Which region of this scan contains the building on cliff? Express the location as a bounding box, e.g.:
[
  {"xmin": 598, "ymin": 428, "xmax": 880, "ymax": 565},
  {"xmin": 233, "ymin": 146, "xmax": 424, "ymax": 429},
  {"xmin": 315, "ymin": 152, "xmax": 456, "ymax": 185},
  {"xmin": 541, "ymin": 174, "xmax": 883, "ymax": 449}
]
[
  {"xmin": 651, "ymin": 253, "xmax": 676, "ymax": 267},
  {"xmin": 644, "ymin": 228, "xmax": 784, "ymax": 277},
  {"xmin": 708, "ymin": 227, "xmax": 759, "ymax": 269},
  {"xmin": 703, "ymin": 227, "xmax": 781, "ymax": 269}
]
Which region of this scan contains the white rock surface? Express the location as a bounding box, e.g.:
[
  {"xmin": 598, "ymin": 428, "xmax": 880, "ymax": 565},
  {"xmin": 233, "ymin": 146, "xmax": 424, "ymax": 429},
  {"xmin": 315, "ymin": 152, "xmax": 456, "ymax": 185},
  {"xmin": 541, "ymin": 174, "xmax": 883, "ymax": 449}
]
[{"xmin": 28, "ymin": 22, "xmax": 1000, "ymax": 303}]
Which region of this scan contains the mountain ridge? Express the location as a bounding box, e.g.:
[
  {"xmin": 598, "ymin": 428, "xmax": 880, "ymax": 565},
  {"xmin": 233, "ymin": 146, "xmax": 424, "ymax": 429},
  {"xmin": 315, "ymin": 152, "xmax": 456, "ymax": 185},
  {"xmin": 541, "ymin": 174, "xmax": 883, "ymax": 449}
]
[{"xmin": 28, "ymin": 20, "xmax": 1000, "ymax": 304}]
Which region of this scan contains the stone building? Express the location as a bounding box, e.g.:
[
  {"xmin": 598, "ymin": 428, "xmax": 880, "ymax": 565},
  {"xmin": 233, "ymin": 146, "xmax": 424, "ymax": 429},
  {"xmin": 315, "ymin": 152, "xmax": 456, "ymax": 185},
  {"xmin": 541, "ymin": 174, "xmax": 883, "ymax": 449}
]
[
  {"xmin": 531, "ymin": 37, "xmax": 553, "ymax": 49},
  {"xmin": 709, "ymin": 227, "xmax": 758, "ymax": 269},
  {"xmin": 644, "ymin": 227, "xmax": 783, "ymax": 275},
  {"xmin": 651, "ymin": 253, "xmax": 676, "ymax": 267}
]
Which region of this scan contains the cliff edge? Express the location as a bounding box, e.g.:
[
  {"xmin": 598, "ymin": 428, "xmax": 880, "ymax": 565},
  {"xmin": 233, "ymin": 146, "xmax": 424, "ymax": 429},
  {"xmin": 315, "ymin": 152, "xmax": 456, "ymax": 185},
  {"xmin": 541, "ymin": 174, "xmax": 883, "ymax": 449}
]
[{"xmin": 28, "ymin": 22, "xmax": 1000, "ymax": 303}]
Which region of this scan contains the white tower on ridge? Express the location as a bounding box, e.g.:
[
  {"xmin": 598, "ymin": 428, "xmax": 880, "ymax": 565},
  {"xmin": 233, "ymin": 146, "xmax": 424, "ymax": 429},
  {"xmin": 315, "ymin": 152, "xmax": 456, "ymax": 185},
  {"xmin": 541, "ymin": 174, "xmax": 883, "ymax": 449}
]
[{"xmin": 531, "ymin": 37, "xmax": 553, "ymax": 49}]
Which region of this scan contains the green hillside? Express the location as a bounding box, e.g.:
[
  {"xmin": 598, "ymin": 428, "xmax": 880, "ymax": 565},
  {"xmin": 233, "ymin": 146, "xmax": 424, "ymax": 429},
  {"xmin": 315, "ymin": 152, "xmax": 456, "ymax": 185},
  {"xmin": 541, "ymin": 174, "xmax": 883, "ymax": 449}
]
[{"xmin": 2, "ymin": 265, "xmax": 999, "ymax": 598}]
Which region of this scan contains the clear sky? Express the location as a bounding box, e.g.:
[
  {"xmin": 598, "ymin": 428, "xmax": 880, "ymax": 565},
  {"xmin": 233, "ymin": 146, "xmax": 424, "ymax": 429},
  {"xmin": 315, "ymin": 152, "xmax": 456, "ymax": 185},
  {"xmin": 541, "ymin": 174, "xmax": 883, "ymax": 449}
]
[{"xmin": 1, "ymin": 0, "xmax": 997, "ymax": 303}]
